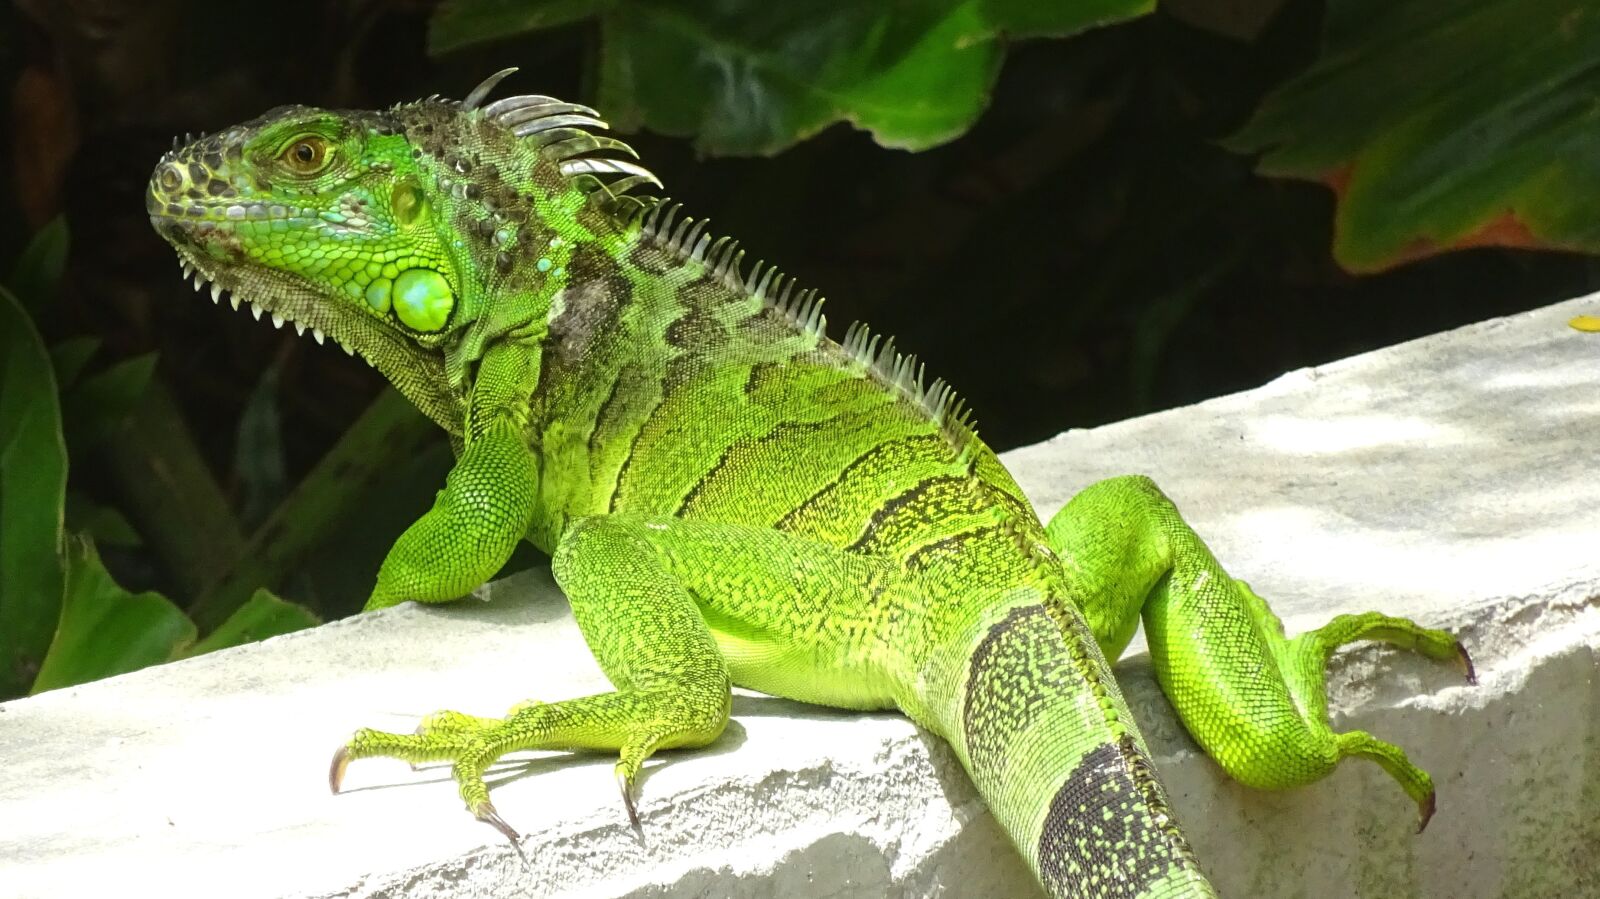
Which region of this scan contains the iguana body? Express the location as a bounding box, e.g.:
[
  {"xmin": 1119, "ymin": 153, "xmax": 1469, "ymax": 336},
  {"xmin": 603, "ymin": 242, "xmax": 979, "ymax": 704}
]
[{"xmin": 148, "ymin": 70, "xmax": 1473, "ymax": 898}]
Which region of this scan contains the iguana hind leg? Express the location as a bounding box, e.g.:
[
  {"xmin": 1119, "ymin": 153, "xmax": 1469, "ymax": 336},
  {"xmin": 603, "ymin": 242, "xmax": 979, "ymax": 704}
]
[{"xmin": 1045, "ymin": 474, "xmax": 1473, "ymax": 832}]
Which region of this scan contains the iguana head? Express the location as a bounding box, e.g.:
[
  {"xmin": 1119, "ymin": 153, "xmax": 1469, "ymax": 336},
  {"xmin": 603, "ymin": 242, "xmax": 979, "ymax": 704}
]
[{"xmin": 147, "ymin": 69, "xmax": 658, "ymax": 426}]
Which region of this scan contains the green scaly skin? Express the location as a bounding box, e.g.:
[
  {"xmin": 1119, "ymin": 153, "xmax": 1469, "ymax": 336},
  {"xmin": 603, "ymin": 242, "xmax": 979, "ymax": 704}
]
[{"xmin": 148, "ymin": 70, "xmax": 1474, "ymax": 898}]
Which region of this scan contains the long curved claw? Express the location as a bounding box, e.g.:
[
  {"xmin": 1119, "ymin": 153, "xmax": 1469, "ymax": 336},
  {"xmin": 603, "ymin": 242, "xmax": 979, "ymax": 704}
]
[
  {"xmin": 616, "ymin": 768, "xmax": 641, "ymax": 830},
  {"xmin": 1455, "ymin": 641, "xmax": 1477, "ymax": 686},
  {"xmin": 476, "ymin": 801, "xmax": 520, "ymax": 844},
  {"xmin": 329, "ymin": 745, "xmax": 351, "ymax": 794},
  {"xmin": 1416, "ymin": 789, "xmax": 1437, "ymax": 834}
]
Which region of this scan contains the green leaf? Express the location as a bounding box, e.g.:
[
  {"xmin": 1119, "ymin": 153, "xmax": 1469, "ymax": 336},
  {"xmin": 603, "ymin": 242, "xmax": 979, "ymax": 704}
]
[
  {"xmin": 64, "ymin": 493, "xmax": 143, "ymax": 548},
  {"xmin": 603, "ymin": 1, "xmax": 1003, "ymax": 154},
  {"xmin": 59, "ymin": 352, "xmax": 159, "ymax": 453},
  {"xmin": 430, "ymin": 0, "xmax": 1154, "ymax": 155},
  {"xmin": 233, "ymin": 365, "xmax": 289, "ymax": 530},
  {"xmin": 97, "ymin": 382, "xmax": 247, "ymax": 601},
  {"xmin": 0, "ymin": 286, "xmax": 67, "ymax": 698},
  {"xmin": 6, "ymin": 216, "xmax": 69, "ymax": 315},
  {"xmin": 431, "ymin": 0, "xmax": 609, "ymax": 50},
  {"xmin": 30, "ymin": 537, "xmax": 195, "ymax": 694},
  {"xmin": 980, "ymin": 0, "xmax": 1153, "ymax": 39},
  {"xmin": 183, "ymin": 588, "xmax": 319, "ymax": 657},
  {"xmin": 1227, "ymin": 0, "xmax": 1600, "ymax": 272},
  {"xmin": 49, "ymin": 337, "xmax": 102, "ymax": 391}
]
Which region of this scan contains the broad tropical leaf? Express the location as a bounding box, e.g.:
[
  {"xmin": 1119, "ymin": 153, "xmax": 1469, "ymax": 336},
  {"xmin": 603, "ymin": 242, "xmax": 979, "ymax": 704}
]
[
  {"xmin": 431, "ymin": 0, "xmax": 1154, "ymax": 154},
  {"xmin": 30, "ymin": 537, "xmax": 195, "ymax": 694},
  {"xmin": 0, "ymin": 285, "xmax": 67, "ymax": 697},
  {"xmin": 1228, "ymin": 0, "xmax": 1600, "ymax": 272},
  {"xmin": 183, "ymin": 588, "xmax": 320, "ymax": 657},
  {"xmin": 6, "ymin": 215, "xmax": 68, "ymax": 316}
]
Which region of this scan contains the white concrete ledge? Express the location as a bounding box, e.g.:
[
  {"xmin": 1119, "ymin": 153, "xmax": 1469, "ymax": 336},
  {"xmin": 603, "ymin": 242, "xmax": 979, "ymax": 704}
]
[{"xmin": 2, "ymin": 295, "xmax": 1597, "ymax": 898}]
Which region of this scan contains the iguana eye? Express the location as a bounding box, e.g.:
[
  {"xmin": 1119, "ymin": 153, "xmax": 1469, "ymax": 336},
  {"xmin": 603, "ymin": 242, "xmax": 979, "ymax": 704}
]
[{"xmin": 280, "ymin": 136, "xmax": 331, "ymax": 174}]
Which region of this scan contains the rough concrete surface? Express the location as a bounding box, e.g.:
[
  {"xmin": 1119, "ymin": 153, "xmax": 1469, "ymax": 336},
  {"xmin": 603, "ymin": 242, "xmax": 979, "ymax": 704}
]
[{"xmin": 1, "ymin": 294, "xmax": 1597, "ymax": 899}]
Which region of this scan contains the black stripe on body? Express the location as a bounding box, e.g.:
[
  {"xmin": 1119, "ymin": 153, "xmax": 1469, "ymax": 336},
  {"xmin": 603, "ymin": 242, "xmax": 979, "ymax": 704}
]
[
  {"xmin": 844, "ymin": 474, "xmax": 970, "ymax": 553},
  {"xmin": 674, "ymin": 417, "xmax": 839, "ymax": 516},
  {"xmin": 663, "ymin": 299, "xmax": 726, "ymax": 353},
  {"xmin": 775, "ymin": 434, "xmax": 947, "ymax": 532},
  {"xmin": 607, "ymin": 357, "xmax": 684, "ymax": 513},
  {"xmin": 1038, "ymin": 737, "xmax": 1198, "ymax": 898},
  {"xmin": 963, "ymin": 604, "xmax": 1196, "ymax": 898},
  {"xmin": 625, "ymin": 230, "xmax": 681, "ymax": 277},
  {"xmin": 963, "ymin": 604, "xmax": 1077, "ymax": 778},
  {"xmin": 587, "ymin": 368, "xmax": 628, "ymax": 467},
  {"xmin": 900, "ymin": 523, "xmax": 1008, "ymax": 572},
  {"xmin": 742, "ymin": 361, "xmax": 777, "ymax": 397},
  {"xmin": 607, "ymin": 285, "xmax": 811, "ymax": 514}
]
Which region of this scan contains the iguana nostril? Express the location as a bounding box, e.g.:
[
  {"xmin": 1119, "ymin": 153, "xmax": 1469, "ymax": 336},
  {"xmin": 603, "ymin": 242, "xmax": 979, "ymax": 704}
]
[{"xmin": 158, "ymin": 165, "xmax": 183, "ymax": 193}]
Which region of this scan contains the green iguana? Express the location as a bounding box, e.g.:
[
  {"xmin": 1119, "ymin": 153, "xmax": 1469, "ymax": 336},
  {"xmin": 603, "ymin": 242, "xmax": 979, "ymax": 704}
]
[{"xmin": 147, "ymin": 69, "xmax": 1474, "ymax": 898}]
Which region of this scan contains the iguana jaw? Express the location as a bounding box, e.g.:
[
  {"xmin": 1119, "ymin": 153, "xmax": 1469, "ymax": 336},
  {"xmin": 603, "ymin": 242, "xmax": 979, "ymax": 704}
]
[
  {"xmin": 151, "ymin": 213, "xmax": 464, "ymax": 432},
  {"xmin": 153, "ymin": 209, "xmax": 382, "ymax": 356}
]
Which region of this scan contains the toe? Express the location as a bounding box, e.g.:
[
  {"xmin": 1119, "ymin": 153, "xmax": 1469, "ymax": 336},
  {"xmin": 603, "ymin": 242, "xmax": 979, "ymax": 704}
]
[
  {"xmin": 1455, "ymin": 641, "xmax": 1477, "ymax": 685},
  {"xmin": 475, "ymin": 800, "xmax": 520, "ymax": 843},
  {"xmin": 329, "ymin": 745, "xmax": 351, "ymax": 793},
  {"xmin": 616, "ymin": 766, "xmax": 641, "ymax": 829}
]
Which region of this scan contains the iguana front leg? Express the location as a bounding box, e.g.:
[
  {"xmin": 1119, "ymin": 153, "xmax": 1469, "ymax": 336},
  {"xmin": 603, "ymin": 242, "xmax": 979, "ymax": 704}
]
[
  {"xmin": 332, "ymin": 515, "xmax": 914, "ymax": 838},
  {"xmin": 333, "ymin": 514, "xmax": 749, "ymax": 837},
  {"xmin": 365, "ymin": 341, "xmax": 540, "ymax": 610},
  {"xmin": 1047, "ymin": 475, "xmax": 1474, "ymax": 831}
]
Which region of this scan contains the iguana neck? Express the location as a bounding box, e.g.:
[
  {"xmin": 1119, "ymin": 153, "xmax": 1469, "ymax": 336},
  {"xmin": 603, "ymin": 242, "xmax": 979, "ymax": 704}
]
[{"xmin": 390, "ymin": 99, "xmax": 645, "ymax": 399}]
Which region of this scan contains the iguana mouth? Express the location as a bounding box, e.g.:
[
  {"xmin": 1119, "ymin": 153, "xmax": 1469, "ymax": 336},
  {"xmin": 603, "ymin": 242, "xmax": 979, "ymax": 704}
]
[
  {"xmin": 151, "ymin": 208, "xmax": 457, "ymax": 436},
  {"xmin": 151, "ymin": 210, "xmax": 351, "ymax": 352},
  {"xmin": 149, "ymin": 211, "xmax": 442, "ymax": 394}
]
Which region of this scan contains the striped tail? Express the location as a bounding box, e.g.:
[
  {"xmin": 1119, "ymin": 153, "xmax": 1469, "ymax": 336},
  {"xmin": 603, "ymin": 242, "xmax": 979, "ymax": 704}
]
[{"xmin": 926, "ymin": 599, "xmax": 1217, "ymax": 899}]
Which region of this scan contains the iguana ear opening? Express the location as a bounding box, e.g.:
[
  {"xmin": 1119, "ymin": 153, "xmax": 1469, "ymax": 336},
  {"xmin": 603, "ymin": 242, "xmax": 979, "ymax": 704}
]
[{"xmin": 391, "ymin": 175, "xmax": 427, "ymax": 227}]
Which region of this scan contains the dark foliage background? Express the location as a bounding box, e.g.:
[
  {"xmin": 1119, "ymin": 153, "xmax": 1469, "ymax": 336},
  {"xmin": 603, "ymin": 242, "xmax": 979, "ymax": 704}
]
[{"xmin": 1, "ymin": 0, "xmax": 1595, "ymax": 696}]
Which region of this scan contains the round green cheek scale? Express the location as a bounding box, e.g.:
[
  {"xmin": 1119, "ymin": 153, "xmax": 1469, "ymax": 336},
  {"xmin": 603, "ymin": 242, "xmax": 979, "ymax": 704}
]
[{"xmin": 392, "ymin": 268, "xmax": 453, "ymax": 331}]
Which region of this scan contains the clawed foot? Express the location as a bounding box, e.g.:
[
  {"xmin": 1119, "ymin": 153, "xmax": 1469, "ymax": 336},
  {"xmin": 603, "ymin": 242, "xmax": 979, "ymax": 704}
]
[
  {"xmin": 327, "ymin": 694, "xmax": 692, "ymax": 842},
  {"xmin": 327, "ymin": 704, "xmax": 530, "ymax": 843},
  {"xmin": 1265, "ymin": 612, "xmax": 1479, "ymax": 836},
  {"xmin": 330, "ymin": 739, "xmax": 526, "ymax": 842},
  {"xmin": 1412, "ymin": 640, "xmax": 1471, "ymax": 835}
]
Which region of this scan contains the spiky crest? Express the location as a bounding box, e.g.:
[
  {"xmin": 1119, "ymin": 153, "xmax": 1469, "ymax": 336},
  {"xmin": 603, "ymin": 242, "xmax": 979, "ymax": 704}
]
[
  {"xmin": 625, "ymin": 199, "xmax": 980, "ymax": 455},
  {"xmin": 445, "ymin": 67, "xmax": 663, "ymax": 201}
]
